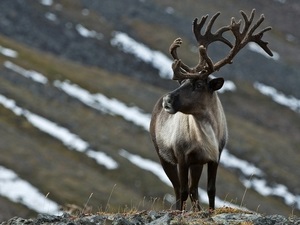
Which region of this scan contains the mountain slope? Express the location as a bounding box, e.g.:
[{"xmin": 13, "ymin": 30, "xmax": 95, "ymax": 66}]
[{"xmin": 0, "ymin": 0, "xmax": 299, "ymax": 220}]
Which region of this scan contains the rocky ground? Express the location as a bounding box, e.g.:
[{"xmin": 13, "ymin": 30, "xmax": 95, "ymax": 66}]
[{"xmin": 1, "ymin": 208, "xmax": 299, "ymax": 225}]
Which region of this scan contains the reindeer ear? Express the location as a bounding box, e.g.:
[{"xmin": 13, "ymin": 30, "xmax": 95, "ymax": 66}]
[{"xmin": 209, "ymin": 78, "xmax": 224, "ymax": 91}]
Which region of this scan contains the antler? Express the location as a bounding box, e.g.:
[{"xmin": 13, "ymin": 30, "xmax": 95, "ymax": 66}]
[
  {"xmin": 170, "ymin": 9, "xmax": 273, "ymax": 81},
  {"xmin": 214, "ymin": 9, "xmax": 273, "ymax": 71}
]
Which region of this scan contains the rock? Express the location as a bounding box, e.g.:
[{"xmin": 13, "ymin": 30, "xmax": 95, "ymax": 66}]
[
  {"xmin": 212, "ymin": 213, "xmax": 300, "ymax": 225},
  {"xmin": 74, "ymin": 215, "xmax": 106, "ymax": 225},
  {"xmin": 36, "ymin": 213, "xmax": 63, "ymax": 224},
  {"xmin": 148, "ymin": 213, "xmax": 171, "ymax": 225},
  {"xmin": 112, "ymin": 217, "xmax": 132, "ymax": 225},
  {"xmin": 81, "ymin": 215, "xmax": 106, "ymax": 225},
  {"xmin": 147, "ymin": 210, "xmax": 160, "ymax": 221},
  {"xmin": 0, "ymin": 217, "xmax": 33, "ymax": 225},
  {"xmin": 1, "ymin": 211, "xmax": 299, "ymax": 225},
  {"xmin": 212, "ymin": 213, "xmax": 261, "ymax": 225},
  {"xmin": 253, "ymin": 214, "xmax": 300, "ymax": 225}
]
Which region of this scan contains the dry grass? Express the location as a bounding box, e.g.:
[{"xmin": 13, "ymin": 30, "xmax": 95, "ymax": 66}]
[{"xmin": 213, "ymin": 206, "xmax": 253, "ymax": 215}]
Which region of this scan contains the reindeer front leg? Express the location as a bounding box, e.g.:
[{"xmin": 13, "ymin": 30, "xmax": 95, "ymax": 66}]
[
  {"xmin": 189, "ymin": 164, "xmax": 203, "ymax": 211},
  {"xmin": 178, "ymin": 161, "xmax": 189, "ymax": 210},
  {"xmin": 157, "ymin": 156, "xmax": 181, "ymax": 209}
]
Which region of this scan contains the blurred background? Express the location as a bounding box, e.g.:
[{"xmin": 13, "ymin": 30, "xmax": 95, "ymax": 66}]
[{"xmin": 0, "ymin": 0, "xmax": 299, "ymax": 220}]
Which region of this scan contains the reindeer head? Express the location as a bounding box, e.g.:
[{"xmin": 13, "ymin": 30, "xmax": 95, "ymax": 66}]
[
  {"xmin": 163, "ymin": 9, "xmax": 273, "ymax": 115},
  {"xmin": 163, "ymin": 76, "xmax": 224, "ymax": 114}
]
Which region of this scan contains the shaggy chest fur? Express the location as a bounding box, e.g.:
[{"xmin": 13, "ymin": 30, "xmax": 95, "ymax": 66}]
[{"xmin": 156, "ymin": 112, "xmax": 219, "ymax": 165}]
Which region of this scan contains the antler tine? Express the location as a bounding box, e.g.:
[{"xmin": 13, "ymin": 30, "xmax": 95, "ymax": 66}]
[
  {"xmin": 169, "ymin": 38, "xmax": 181, "ymax": 60},
  {"xmin": 251, "ymin": 27, "xmax": 273, "ymax": 56},
  {"xmin": 248, "ymin": 12, "xmax": 264, "ymax": 36},
  {"xmin": 169, "ymin": 38, "xmax": 194, "ymax": 73},
  {"xmin": 172, "ymin": 59, "xmax": 203, "ymax": 81},
  {"xmin": 193, "ymin": 16, "xmax": 208, "ymax": 44},
  {"xmin": 199, "ymin": 45, "xmax": 214, "ymax": 73},
  {"xmin": 193, "ymin": 13, "xmax": 232, "ymax": 48},
  {"xmin": 240, "ymin": 9, "xmax": 255, "ymax": 36},
  {"xmin": 206, "ymin": 12, "xmax": 220, "ymax": 34}
]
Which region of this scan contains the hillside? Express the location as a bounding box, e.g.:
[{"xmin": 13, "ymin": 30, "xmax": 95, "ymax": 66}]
[{"xmin": 0, "ymin": 0, "xmax": 299, "ymax": 221}]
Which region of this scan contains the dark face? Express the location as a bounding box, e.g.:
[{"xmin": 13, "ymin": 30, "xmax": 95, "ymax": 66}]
[{"xmin": 162, "ymin": 77, "xmax": 224, "ymax": 114}]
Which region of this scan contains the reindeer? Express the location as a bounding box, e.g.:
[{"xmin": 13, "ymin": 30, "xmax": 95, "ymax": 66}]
[{"xmin": 150, "ymin": 9, "xmax": 273, "ymax": 211}]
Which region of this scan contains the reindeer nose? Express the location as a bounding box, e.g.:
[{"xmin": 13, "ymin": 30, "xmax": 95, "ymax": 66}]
[
  {"xmin": 163, "ymin": 95, "xmax": 173, "ymax": 104},
  {"xmin": 162, "ymin": 94, "xmax": 177, "ymax": 114}
]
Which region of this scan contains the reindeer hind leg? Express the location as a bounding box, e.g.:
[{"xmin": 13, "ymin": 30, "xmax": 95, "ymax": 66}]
[{"xmin": 207, "ymin": 161, "xmax": 219, "ymax": 211}]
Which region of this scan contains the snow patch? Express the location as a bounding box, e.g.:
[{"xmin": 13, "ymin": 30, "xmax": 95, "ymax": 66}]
[
  {"xmin": 111, "ymin": 31, "xmax": 173, "ymax": 78},
  {"xmin": 0, "ymin": 46, "xmax": 18, "ymax": 58},
  {"xmin": 40, "ymin": 0, "xmax": 53, "ymax": 6},
  {"xmin": 219, "ymin": 80, "xmax": 236, "ymax": 93},
  {"xmin": 24, "ymin": 112, "xmax": 89, "ymax": 153},
  {"xmin": 0, "ymin": 165, "xmax": 61, "ymax": 214},
  {"xmin": 221, "ymin": 149, "xmax": 264, "ymax": 177},
  {"xmin": 222, "ymin": 148, "xmax": 300, "ymax": 209},
  {"xmin": 254, "ymin": 82, "xmax": 300, "ymax": 113},
  {"xmin": 4, "ymin": 61, "xmax": 48, "ymax": 84},
  {"xmin": 165, "ymin": 7, "xmax": 175, "ymax": 14},
  {"xmin": 54, "ymin": 80, "xmax": 151, "ymax": 131},
  {"xmin": 0, "ymin": 94, "xmax": 118, "ymax": 170},
  {"xmin": 119, "ymin": 149, "xmax": 171, "ymax": 186},
  {"xmin": 242, "ymin": 178, "xmax": 300, "ymax": 209},
  {"xmin": 81, "ymin": 9, "xmax": 90, "ymax": 16},
  {"xmin": 45, "ymin": 12, "xmax": 57, "ymax": 22},
  {"xmin": 86, "ymin": 150, "xmax": 119, "ymax": 170},
  {"xmin": 76, "ymin": 24, "xmax": 103, "ymax": 40}
]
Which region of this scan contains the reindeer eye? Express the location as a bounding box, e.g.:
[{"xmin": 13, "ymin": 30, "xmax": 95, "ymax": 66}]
[{"xmin": 195, "ymin": 81, "xmax": 204, "ymax": 89}]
